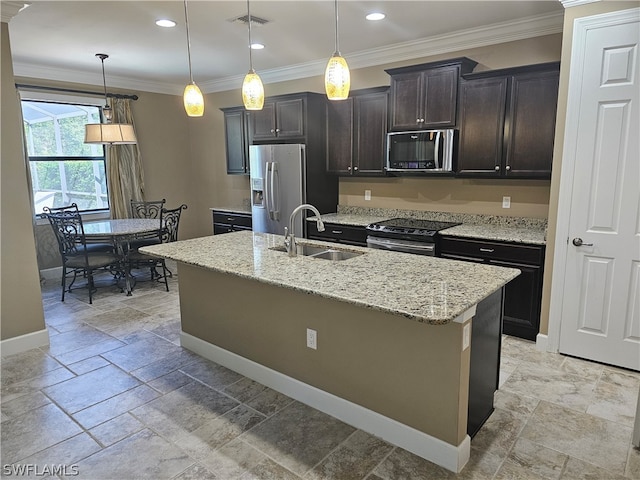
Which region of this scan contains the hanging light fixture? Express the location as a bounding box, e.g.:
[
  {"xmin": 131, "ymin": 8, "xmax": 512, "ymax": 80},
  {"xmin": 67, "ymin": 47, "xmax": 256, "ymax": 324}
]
[
  {"xmin": 182, "ymin": 0, "xmax": 204, "ymax": 116},
  {"xmin": 325, "ymin": 0, "xmax": 350, "ymax": 100},
  {"xmin": 84, "ymin": 54, "xmax": 137, "ymax": 145},
  {"xmin": 241, "ymin": 0, "xmax": 264, "ymax": 110}
]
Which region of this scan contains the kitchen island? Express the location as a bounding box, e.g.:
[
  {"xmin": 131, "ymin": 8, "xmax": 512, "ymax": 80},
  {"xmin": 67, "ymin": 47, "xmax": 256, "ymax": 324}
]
[{"xmin": 141, "ymin": 231, "xmax": 519, "ymax": 472}]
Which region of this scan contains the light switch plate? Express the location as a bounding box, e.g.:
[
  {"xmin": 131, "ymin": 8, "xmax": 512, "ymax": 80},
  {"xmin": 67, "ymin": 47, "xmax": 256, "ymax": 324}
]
[
  {"xmin": 502, "ymin": 196, "xmax": 511, "ymax": 208},
  {"xmin": 364, "ymin": 190, "xmax": 372, "ymax": 201},
  {"xmin": 306, "ymin": 328, "xmax": 317, "ymax": 350}
]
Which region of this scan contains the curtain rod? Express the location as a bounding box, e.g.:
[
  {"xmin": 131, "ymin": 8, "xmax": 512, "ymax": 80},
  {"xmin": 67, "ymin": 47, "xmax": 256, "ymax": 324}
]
[{"xmin": 15, "ymin": 83, "xmax": 139, "ymax": 100}]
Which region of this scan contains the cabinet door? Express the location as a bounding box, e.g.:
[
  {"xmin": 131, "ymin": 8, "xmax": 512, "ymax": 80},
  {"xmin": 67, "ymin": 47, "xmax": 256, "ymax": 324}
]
[
  {"xmin": 354, "ymin": 91, "xmax": 388, "ymax": 175},
  {"xmin": 389, "ymin": 71, "xmax": 422, "ymax": 130},
  {"xmin": 504, "ymin": 71, "xmax": 559, "ymax": 178},
  {"xmin": 457, "ymin": 77, "xmax": 508, "ymax": 176},
  {"xmin": 326, "ymin": 98, "xmax": 354, "ymax": 174},
  {"xmin": 223, "ymin": 108, "xmax": 249, "ymax": 174},
  {"xmin": 250, "ymin": 102, "xmax": 277, "ymax": 140},
  {"xmin": 491, "ymin": 260, "xmax": 542, "ymax": 341},
  {"xmin": 275, "ymin": 98, "xmax": 305, "ymax": 138},
  {"xmin": 423, "ymin": 66, "xmax": 459, "ymax": 127}
]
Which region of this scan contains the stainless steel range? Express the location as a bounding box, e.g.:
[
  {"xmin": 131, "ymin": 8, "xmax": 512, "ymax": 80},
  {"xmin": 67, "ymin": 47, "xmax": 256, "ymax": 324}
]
[{"xmin": 366, "ymin": 218, "xmax": 460, "ymax": 256}]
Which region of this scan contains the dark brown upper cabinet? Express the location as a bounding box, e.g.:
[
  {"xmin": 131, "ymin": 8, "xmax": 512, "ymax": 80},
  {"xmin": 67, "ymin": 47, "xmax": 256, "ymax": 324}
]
[
  {"xmin": 386, "ymin": 58, "xmax": 477, "ymax": 131},
  {"xmin": 457, "ymin": 62, "xmax": 560, "ymax": 179},
  {"xmin": 222, "ymin": 106, "xmax": 251, "ymax": 175},
  {"xmin": 326, "ymin": 87, "xmax": 389, "ymax": 176},
  {"xmin": 250, "ymin": 96, "xmax": 305, "ymax": 141}
]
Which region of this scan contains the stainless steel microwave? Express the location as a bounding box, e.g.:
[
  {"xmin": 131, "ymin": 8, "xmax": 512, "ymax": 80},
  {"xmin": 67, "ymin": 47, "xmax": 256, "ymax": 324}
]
[{"xmin": 386, "ymin": 129, "xmax": 455, "ymax": 173}]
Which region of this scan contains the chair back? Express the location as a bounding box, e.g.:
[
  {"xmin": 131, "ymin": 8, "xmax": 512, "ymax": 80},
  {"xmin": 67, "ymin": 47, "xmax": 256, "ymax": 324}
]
[
  {"xmin": 130, "ymin": 199, "xmax": 166, "ymax": 220},
  {"xmin": 161, "ymin": 204, "xmax": 188, "ymax": 243},
  {"xmin": 43, "ymin": 205, "xmax": 88, "ymax": 259}
]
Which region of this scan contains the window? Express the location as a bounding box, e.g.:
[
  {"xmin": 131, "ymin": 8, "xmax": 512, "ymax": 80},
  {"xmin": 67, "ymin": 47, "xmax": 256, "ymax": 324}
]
[{"xmin": 21, "ymin": 100, "xmax": 109, "ymax": 215}]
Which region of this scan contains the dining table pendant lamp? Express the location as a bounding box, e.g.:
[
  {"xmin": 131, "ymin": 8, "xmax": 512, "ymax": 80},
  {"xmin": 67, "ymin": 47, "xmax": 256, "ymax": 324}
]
[
  {"xmin": 84, "ymin": 54, "xmax": 137, "ymax": 145},
  {"xmin": 325, "ymin": 0, "xmax": 350, "ymax": 100},
  {"xmin": 241, "ymin": 0, "xmax": 264, "ymax": 110},
  {"xmin": 182, "ymin": 0, "xmax": 204, "ymax": 116}
]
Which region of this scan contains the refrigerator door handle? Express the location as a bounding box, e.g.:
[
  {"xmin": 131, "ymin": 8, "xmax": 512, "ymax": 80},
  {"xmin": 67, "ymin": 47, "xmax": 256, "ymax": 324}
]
[
  {"xmin": 265, "ymin": 162, "xmax": 273, "ymax": 220},
  {"xmin": 271, "ymin": 162, "xmax": 280, "ymax": 221}
]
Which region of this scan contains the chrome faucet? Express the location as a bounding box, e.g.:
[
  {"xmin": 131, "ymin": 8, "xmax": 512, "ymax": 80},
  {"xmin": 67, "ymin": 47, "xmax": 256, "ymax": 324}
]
[{"xmin": 284, "ymin": 204, "xmax": 325, "ymax": 257}]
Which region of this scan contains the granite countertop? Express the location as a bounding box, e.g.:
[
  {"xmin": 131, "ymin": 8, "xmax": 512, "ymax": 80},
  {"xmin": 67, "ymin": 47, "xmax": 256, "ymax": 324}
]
[
  {"xmin": 308, "ymin": 210, "xmax": 547, "ymax": 245},
  {"xmin": 211, "ymin": 206, "xmax": 252, "ymax": 214},
  {"xmin": 141, "ymin": 231, "xmax": 519, "ymax": 325},
  {"xmin": 439, "ymin": 224, "xmax": 546, "ymax": 245}
]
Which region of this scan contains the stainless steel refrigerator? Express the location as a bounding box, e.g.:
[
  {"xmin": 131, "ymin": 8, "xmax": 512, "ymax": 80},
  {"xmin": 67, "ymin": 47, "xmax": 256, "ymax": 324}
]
[{"xmin": 250, "ymin": 144, "xmax": 338, "ymax": 237}]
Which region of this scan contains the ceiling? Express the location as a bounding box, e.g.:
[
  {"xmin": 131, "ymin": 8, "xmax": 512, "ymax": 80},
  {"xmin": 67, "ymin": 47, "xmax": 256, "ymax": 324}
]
[{"xmin": 6, "ymin": 1, "xmax": 565, "ymax": 96}]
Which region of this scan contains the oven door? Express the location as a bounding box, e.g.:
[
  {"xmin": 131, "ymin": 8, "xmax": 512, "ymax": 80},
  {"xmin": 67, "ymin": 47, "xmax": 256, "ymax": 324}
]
[{"xmin": 366, "ymin": 236, "xmax": 436, "ymax": 256}]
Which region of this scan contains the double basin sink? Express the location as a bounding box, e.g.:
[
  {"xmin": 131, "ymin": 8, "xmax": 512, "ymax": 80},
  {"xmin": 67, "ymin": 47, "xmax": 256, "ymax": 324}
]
[{"xmin": 270, "ymin": 243, "xmax": 363, "ymax": 261}]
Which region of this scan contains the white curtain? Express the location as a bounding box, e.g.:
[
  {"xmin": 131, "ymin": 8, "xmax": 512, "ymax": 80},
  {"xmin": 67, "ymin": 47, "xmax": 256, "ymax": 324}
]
[{"xmin": 106, "ymin": 97, "xmax": 145, "ymax": 218}]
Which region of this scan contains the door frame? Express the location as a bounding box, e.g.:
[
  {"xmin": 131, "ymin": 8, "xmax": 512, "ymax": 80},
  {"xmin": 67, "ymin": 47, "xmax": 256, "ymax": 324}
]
[{"xmin": 547, "ymin": 7, "xmax": 640, "ymax": 353}]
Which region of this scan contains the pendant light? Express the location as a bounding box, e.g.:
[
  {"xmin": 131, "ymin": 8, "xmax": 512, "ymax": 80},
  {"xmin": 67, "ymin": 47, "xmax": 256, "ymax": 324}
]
[
  {"xmin": 182, "ymin": 0, "xmax": 204, "ymax": 116},
  {"xmin": 325, "ymin": 0, "xmax": 350, "ymax": 100},
  {"xmin": 84, "ymin": 54, "xmax": 137, "ymax": 145},
  {"xmin": 241, "ymin": 0, "xmax": 264, "ymax": 110}
]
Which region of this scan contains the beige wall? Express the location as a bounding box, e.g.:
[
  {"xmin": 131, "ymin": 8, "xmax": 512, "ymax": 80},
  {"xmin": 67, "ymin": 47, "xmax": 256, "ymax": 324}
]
[
  {"xmin": 1, "ymin": 22, "xmax": 46, "ymax": 341},
  {"xmin": 539, "ymin": 1, "xmax": 637, "ymax": 336}
]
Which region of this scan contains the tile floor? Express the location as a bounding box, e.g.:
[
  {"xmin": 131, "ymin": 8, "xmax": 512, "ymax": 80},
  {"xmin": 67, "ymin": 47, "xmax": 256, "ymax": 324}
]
[{"xmin": 1, "ymin": 266, "xmax": 639, "ymax": 479}]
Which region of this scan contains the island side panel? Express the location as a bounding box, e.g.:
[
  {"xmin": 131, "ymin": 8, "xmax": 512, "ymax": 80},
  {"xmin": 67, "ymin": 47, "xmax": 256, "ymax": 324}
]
[{"xmin": 178, "ymin": 263, "xmax": 471, "ymax": 447}]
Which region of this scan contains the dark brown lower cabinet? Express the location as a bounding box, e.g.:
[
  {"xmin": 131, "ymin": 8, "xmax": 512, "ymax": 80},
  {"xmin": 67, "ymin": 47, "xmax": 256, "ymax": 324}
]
[
  {"xmin": 439, "ymin": 236, "xmax": 544, "ymax": 341},
  {"xmin": 306, "ymin": 222, "xmax": 368, "ymax": 247},
  {"xmin": 212, "ymin": 210, "xmax": 252, "ymax": 235}
]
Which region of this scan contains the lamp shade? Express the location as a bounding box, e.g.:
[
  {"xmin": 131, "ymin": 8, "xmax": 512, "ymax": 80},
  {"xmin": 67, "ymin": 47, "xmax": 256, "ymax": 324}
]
[
  {"xmin": 325, "ymin": 54, "xmax": 350, "ymax": 100},
  {"xmin": 242, "ymin": 70, "xmax": 265, "ymax": 110},
  {"xmin": 84, "ymin": 123, "xmax": 137, "ymax": 144},
  {"xmin": 183, "ymin": 82, "xmax": 204, "ymax": 117}
]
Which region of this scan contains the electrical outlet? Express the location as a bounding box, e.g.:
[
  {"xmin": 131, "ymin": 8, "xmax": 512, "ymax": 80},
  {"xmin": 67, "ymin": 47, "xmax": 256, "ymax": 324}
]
[
  {"xmin": 502, "ymin": 196, "xmax": 511, "ymax": 208},
  {"xmin": 306, "ymin": 328, "xmax": 317, "ymax": 350},
  {"xmin": 364, "ymin": 190, "xmax": 372, "ymax": 201},
  {"xmin": 462, "ymin": 323, "xmax": 471, "ymax": 350}
]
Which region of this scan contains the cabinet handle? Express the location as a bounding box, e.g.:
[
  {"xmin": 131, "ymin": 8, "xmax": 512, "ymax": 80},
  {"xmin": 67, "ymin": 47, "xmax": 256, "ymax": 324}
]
[
  {"xmin": 505, "ymin": 165, "xmax": 511, "ymax": 171},
  {"xmin": 353, "ymin": 166, "xmax": 359, "ymax": 171},
  {"xmin": 479, "ymin": 248, "xmax": 495, "ymax": 253},
  {"xmin": 270, "ymin": 129, "xmax": 275, "ymax": 134},
  {"xmin": 226, "ymin": 217, "xmax": 235, "ymax": 221},
  {"xmin": 494, "ymin": 165, "xmax": 500, "ymax": 171},
  {"xmin": 347, "ymin": 166, "xmax": 352, "ymax": 171},
  {"xmin": 275, "ymin": 128, "xmax": 280, "ymax": 133},
  {"xmin": 332, "ymin": 230, "xmax": 343, "ymax": 234}
]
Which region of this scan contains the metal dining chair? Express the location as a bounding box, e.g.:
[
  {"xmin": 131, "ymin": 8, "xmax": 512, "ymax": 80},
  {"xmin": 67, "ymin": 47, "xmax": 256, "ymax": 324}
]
[
  {"xmin": 41, "ymin": 204, "xmax": 115, "ymax": 253},
  {"xmin": 43, "ymin": 205, "xmax": 122, "ymax": 304},
  {"xmin": 128, "ymin": 204, "xmax": 187, "ymax": 291}
]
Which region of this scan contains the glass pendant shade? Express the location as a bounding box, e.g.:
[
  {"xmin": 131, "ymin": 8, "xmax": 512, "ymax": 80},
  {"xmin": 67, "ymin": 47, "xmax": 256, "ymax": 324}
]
[
  {"xmin": 325, "ymin": 53, "xmax": 350, "ymax": 100},
  {"xmin": 183, "ymin": 82, "xmax": 204, "ymax": 117},
  {"xmin": 242, "ymin": 70, "xmax": 265, "ymax": 110},
  {"xmin": 84, "ymin": 123, "xmax": 137, "ymax": 144}
]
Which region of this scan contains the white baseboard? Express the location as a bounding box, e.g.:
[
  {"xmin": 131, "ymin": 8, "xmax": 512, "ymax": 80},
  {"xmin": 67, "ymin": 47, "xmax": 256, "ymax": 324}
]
[
  {"xmin": 0, "ymin": 328, "xmax": 50, "ymax": 357},
  {"xmin": 536, "ymin": 333, "xmax": 549, "ymax": 352},
  {"xmin": 181, "ymin": 331, "xmax": 471, "ymax": 473}
]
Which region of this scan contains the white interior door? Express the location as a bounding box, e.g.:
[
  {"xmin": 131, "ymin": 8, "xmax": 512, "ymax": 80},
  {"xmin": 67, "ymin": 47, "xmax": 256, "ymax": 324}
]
[{"xmin": 553, "ymin": 8, "xmax": 640, "ymax": 371}]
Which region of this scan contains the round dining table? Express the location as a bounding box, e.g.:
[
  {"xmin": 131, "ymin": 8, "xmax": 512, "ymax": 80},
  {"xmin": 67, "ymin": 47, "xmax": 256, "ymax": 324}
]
[{"xmin": 83, "ymin": 218, "xmax": 162, "ymax": 295}]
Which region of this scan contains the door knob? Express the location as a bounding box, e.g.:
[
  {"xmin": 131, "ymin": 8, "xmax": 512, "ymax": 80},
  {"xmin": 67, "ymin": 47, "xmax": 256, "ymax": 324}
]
[{"xmin": 572, "ymin": 238, "xmax": 593, "ymax": 247}]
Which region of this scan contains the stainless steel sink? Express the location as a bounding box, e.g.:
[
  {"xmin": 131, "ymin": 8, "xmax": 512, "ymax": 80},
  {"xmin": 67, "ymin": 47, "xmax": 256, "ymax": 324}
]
[{"xmin": 270, "ymin": 243, "xmax": 363, "ymax": 261}]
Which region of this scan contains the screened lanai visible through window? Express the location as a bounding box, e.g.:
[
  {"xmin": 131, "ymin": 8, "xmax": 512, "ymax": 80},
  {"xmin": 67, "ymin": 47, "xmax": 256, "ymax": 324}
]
[{"xmin": 22, "ymin": 100, "xmax": 109, "ymax": 214}]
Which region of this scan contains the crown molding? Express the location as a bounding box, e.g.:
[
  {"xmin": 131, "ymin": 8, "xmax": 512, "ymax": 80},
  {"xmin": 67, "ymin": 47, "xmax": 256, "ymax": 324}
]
[
  {"xmin": 13, "ymin": 11, "xmax": 564, "ymax": 96},
  {"xmin": 1, "ymin": 2, "xmax": 29, "ymax": 23},
  {"xmin": 559, "ymin": 0, "xmax": 601, "ymax": 8}
]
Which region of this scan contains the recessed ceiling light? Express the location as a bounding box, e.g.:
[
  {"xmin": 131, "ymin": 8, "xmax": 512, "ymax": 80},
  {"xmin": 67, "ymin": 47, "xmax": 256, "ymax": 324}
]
[
  {"xmin": 366, "ymin": 12, "xmax": 386, "ymax": 21},
  {"xmin": 251, "ymin": 43, "xmax": 265, "ymax": 50},
  {"xmin": 156, "ymin": 19, "xmax": 176, "ymax": 28}
]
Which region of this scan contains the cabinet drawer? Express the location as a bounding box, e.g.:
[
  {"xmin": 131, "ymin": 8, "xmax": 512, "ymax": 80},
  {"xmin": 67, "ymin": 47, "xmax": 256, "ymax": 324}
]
[
  {"xmin": 212, "ymin": 212, "xmax": 252, "ymax": 228},
  {"xmin": 307, "ymin": 222, "xmax": 368, "ymax": 246},
  {"xmin": 440, "ymin": 237, "xmax": 543, "ymax": 264}
]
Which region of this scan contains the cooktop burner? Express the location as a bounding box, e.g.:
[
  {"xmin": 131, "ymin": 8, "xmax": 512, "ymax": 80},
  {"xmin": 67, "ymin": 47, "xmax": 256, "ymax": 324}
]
[{"xmin": 366, "ymin": 217, "xmax": 461, "ymax": 241}]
